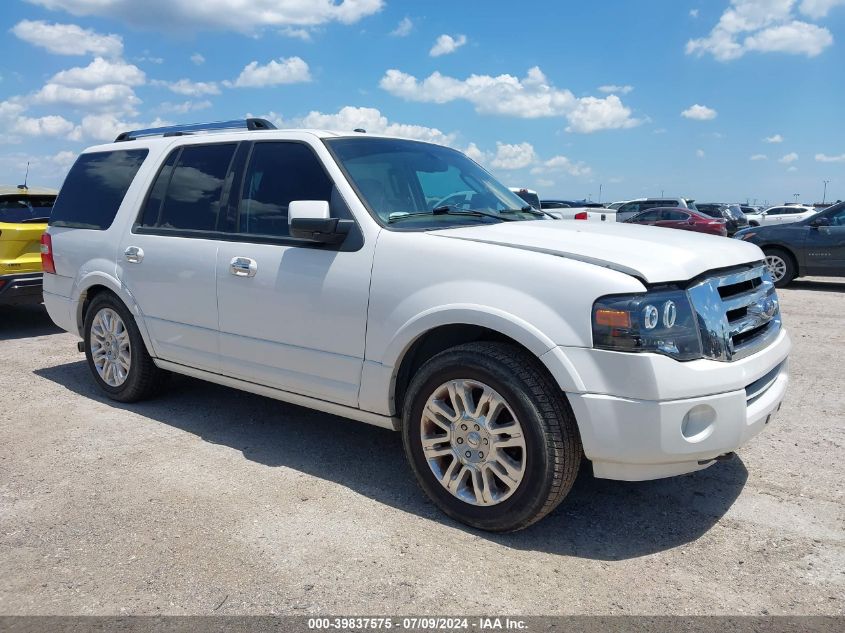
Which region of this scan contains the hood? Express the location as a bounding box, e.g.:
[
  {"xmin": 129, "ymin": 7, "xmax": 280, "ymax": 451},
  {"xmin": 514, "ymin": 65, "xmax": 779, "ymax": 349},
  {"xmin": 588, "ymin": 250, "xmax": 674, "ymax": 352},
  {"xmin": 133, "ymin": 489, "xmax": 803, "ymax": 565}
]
[{"xmin": 427, "ymin": 220, "xmax": 764, "ymax": 284}]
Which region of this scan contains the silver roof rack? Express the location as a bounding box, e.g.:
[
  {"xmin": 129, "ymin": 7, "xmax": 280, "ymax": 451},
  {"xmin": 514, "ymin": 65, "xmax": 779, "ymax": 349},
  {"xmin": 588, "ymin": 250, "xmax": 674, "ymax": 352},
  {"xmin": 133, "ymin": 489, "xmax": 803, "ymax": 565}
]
[{"xmin": 114, "ymin": 118, "xmax": 276, "ymax": 142}]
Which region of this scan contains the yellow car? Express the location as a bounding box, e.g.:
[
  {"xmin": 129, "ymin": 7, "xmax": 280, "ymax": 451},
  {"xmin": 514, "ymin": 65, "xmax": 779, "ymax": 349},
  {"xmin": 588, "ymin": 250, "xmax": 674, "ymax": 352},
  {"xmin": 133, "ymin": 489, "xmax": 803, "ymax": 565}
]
[{"xmin": 0, "ymin": 185, "xmax": 57, "ymax": 306}]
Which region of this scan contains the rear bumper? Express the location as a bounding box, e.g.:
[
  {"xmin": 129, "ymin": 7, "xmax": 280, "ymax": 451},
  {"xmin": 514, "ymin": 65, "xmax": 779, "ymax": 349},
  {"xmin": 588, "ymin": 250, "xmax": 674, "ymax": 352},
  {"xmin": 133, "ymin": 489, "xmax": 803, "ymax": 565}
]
[{"xmin": 0, "ymin": 273, "xmax": 43, "ymax": 305}]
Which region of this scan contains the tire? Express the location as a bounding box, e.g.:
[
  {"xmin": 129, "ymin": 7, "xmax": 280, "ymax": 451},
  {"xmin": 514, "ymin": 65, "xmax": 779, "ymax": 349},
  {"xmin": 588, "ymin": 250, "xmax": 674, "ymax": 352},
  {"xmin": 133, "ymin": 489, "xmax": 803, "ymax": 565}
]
[
  {"xmin": 401, "ymin": 341, "xmax": 582, "ymax": 532},
  {"xmin": 83, "ymin": 292, "xmax": 169, "ymax": 402},
  {"xmin": 764, "ymin": 248, "xmax": 796, "ymax": 288}
]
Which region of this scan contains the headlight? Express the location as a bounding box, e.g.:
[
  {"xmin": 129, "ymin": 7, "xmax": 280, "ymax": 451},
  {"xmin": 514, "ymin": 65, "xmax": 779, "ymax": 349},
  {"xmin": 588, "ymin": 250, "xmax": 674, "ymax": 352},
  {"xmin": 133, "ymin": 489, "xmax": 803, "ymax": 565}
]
[{"xmin": 592, "ymin": 289, "xmax": 702, "ymax": 360}]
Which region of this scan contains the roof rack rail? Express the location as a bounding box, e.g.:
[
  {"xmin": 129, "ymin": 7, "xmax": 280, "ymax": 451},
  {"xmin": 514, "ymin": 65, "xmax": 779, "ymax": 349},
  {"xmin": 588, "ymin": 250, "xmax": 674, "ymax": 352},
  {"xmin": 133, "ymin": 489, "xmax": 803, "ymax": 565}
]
[{"xmin": 114, "ymin": 118, "xmax": 276, "ymax": 142}]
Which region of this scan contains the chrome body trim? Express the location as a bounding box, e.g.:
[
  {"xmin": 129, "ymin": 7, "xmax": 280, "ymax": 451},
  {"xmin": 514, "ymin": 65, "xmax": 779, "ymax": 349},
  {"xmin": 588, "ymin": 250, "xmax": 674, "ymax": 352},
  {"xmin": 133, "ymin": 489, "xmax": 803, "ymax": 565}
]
[{"xmin": 687, "ymin": 264, "xmax": 781, "ymax": 362}]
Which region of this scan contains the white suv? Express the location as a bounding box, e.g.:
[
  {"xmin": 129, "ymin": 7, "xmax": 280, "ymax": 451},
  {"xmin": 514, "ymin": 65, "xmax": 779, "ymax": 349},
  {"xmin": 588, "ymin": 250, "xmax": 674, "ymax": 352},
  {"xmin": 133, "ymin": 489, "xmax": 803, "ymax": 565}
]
[
  {"xmin": 745, "ymin": 205, "xmax": 818, "ymax": 227},
  {"xmin": 42, "ymin": 119, "xmax": 791, "ymax": 531}
]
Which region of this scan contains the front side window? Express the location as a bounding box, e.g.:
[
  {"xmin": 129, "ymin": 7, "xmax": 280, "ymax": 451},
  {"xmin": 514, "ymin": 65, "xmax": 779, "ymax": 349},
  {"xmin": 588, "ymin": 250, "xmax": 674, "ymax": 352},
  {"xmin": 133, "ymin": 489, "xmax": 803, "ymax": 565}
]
[
  {"xmin": 768, "ymin": 207, "xmax": 785, "ymax": 215},
  {"xmin": 236, "ymin": 142, "xmax": 334, "ymax": 237},
  {"xmin": 632, "ymin": 210, "xmax": 660, "ymax": 222},
  {"xmin": 140, "ymin": 143, "xmax": 236, "ymax": 231},
  {"xmin": 326, "ymin": 138, "xmax": 540, "ymax": 228},
  {"xmin": 50, "ymin": 149, "xmax": 148, "ymax": 230}
]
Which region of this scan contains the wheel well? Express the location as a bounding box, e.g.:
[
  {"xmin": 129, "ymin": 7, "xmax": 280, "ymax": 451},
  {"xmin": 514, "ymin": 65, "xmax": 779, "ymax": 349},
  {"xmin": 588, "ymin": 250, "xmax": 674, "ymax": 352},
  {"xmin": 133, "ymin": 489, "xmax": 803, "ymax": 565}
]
[
  {"xmin": 393, "ymin": 324, "xmax": 549, "ymax": 417},
  {"xmin": 78, "ymin": 285, "xmax": 115, "ymax": 331}
]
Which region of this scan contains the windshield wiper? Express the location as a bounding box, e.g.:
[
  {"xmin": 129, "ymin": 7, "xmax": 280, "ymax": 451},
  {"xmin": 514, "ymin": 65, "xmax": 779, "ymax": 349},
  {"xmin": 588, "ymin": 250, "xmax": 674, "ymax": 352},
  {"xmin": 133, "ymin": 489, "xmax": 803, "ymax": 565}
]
[
  {"xmin": 501, "ymin": 205, "xmax": 557, "ymax": 219},
  {"xmin": 19, "ymin": 217, "xmax": 50, "ymax": 223},
  {"xmin": 388, "ymin": 205, "xmax": 513, "ymax": 224}
]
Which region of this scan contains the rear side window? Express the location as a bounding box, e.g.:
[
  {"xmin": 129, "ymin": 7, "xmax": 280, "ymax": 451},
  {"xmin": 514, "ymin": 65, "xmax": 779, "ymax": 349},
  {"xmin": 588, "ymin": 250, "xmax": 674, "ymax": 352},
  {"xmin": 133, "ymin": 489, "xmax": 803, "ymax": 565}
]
[
  {"xmin": 236, "ymin": 142, "xmax": 334, "ymax": 237},
  {"xmin": 50, "ymin": 149, "xmax": 148, "ymax": 230},
  {"xmin": 140, "ymin": 143, "xmax": 236, "ymax": 231}
]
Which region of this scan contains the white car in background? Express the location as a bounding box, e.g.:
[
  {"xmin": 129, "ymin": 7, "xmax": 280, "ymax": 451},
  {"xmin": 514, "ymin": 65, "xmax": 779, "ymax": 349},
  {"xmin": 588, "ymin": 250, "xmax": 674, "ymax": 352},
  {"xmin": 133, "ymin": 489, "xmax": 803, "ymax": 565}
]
[{"xmin": 745, "ymin": 205, "xmax": 818, "ymax": 227}]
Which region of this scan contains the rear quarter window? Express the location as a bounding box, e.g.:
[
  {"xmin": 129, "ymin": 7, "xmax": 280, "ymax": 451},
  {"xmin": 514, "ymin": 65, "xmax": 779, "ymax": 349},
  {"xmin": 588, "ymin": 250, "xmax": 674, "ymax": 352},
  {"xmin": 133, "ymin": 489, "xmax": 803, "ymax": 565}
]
[{"xmin": 50, "ymin": 149, "xmax": 148, "ymax": 230}]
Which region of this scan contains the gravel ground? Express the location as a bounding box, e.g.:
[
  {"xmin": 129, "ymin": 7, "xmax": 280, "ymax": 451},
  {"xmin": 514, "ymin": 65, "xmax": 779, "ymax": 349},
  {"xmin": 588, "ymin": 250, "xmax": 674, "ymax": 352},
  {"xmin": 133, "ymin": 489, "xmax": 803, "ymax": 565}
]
[{"xmin": 0, "ymin": 278, "xmax": 843, "ymax": 616}]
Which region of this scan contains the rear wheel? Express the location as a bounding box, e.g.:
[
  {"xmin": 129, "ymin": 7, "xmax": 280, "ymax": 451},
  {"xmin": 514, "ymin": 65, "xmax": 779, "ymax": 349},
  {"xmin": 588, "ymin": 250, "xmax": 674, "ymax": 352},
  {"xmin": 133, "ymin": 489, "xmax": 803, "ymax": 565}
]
[
  {"xmin": 83, "ymin": 293, "xmax": 169, "ymax": 402},
  {"xmin": 401, "ymin": 342, "xmax": 581, "ymax": 532},
  {"xmin": 764, "ymin": 248, "xmax": 796, "ymax": 287}
]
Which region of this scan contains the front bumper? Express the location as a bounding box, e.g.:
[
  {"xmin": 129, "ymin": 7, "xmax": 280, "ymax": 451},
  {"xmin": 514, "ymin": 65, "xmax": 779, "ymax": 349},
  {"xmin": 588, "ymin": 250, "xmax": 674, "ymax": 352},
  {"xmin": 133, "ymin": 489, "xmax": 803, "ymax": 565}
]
[
  {"xmin": 0, "ymin": 273, "xmax": 43, "ymax": 306},
  {"xmin": 563, "ymin": 329, "xmax": 791, "ymax": 480}
]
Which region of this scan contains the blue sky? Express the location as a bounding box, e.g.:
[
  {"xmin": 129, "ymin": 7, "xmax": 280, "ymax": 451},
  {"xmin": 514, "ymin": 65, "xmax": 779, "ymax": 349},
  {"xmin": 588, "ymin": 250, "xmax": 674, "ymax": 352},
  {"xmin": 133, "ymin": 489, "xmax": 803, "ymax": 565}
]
[{"xmin": 1, "ymin": 0, "xmax": 844, "ymax": 205}]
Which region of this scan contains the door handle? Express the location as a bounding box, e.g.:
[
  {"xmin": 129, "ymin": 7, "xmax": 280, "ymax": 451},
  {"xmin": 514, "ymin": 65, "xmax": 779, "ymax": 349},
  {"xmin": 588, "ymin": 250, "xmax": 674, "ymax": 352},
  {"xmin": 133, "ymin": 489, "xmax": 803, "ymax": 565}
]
[
  {"xmin": 124, "ymin": 246, "xmax": 144, "ymax": 264},
  {"xmin": 230, "ymin": 257, "xmax": 257, "ymax": 278}
]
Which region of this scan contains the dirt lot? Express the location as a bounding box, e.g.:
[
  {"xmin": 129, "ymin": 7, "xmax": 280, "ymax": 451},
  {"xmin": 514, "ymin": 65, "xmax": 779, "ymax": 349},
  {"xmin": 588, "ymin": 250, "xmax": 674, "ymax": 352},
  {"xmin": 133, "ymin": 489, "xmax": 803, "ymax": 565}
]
[{"xmin": 1, "ymin": 278, "xmax": 843, "ymax": 615}]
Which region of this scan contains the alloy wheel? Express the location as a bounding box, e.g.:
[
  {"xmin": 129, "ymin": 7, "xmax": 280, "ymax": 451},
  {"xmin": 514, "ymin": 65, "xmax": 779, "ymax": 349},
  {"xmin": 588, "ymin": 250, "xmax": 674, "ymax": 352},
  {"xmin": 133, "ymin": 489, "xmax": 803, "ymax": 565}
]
[
  {"xmin": 420, "ymin": 379, "xmax": 527, "ymax": 506},
  {"xmin": 765, "ymin": 254, "xmax": 787, "ymax": 283},
  {"xmin": 90, "ymin": 307, "xmax": 132, "ymax": 387}
]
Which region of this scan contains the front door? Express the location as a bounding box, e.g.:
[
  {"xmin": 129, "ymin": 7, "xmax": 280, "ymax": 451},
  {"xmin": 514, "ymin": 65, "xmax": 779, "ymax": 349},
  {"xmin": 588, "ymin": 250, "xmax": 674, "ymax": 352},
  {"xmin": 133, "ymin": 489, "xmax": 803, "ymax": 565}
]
[
  {"xmin": 215, "ymin": 141, "xmax": 374, "ymax": 407},
  {"xmin": 804, "ymin": 206, "xmax": 845, "ymax": 275}
]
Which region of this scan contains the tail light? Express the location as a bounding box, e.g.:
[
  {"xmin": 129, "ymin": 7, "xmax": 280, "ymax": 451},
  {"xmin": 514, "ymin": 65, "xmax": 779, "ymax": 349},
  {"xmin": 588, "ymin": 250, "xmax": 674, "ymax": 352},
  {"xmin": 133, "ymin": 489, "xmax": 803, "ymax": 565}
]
[
  {"xmin": 574, "ymin": 211, "xmax": 589, "ymax": 220},
  {"xmin": 40, "ymin": 233, "xmax": 56, "ymax": 274}
]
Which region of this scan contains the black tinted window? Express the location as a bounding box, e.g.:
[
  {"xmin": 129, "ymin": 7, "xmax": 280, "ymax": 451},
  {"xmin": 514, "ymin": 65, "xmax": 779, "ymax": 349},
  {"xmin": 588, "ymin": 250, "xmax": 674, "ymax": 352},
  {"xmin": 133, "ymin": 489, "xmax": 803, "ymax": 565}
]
[
  {"xmin": 50, "ymin": 150, "xmax": 148, "ymax": 230},
  {"xmin": 143, "ymin": 143, "xmax": 236, "ymax": 231},
  {"xmin": 662, "ymin": 210, "xmax": 688, "ymax": 221},
  {"xmin": 633, "ymin": 210, "xmax": 660, "ymax": 222},
  {"xmin": 697, "ymin": 205, "xmax": 722, "ymax": 217},
  {"xmin": 237, "ymin": 142, "xmax": 333, "ymax": 237},
  {"xmin": 139, "ymin": 150, "xmax": 179, "ymax": 227},
  {"xmin": 0, "ymin": 195, "xmax": 55, "ymax": 223}
]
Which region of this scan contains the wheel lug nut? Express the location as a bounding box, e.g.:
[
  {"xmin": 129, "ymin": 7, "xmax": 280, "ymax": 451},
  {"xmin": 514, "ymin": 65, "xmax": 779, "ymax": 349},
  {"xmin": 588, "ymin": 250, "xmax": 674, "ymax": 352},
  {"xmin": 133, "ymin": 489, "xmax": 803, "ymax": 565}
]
[
  {"xmin": 479, "ymin": 452, "xmax": 484, "ymax": 459},
  {"xmin": 461, "ymin": 424, "xmax": 467, "ymax": 431},
  {"xmin": 474, "ymin": 424, "xmax": 480, "ymax": 431},
  {"xmin": 483, "ymin": 438, "xmax": 488, "ymax": 445},
  {"xmin": 456, "ymin": 438, "xmax": 463, "ymax": 444},
  {"xmin": 465, "ymin": 451, "xmax": 471, "ymax": 458}
]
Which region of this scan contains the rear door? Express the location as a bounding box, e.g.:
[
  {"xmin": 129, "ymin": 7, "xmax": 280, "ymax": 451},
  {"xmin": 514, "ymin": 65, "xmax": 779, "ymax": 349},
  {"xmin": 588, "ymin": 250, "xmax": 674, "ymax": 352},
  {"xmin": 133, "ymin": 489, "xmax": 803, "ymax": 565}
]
[
  {"xmin": 118, "ymin": 142, "xmax": 241, "ymax": 372},
  {"xmin": 655, "ymin": 209, "xmax": 689, "ymax": 229},
  {"xmin": 214, "ymin": 140, "xmax": 374, "ymax": 407}
]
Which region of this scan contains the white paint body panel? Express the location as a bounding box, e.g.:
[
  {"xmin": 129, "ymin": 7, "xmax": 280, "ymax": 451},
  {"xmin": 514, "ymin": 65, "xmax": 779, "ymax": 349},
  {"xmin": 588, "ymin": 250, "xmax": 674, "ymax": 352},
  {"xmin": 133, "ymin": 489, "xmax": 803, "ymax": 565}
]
[{"xmin": 43, "ymin": 128, "xmax": 789, "ymax": 483}]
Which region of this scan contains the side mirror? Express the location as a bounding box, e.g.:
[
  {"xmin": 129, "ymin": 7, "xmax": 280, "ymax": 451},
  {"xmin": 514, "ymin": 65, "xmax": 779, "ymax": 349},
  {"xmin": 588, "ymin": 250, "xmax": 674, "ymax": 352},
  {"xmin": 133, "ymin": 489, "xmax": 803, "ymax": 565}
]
[
  {"xmin": 810, "ymin": 217, "xmax": 831, "ymax": 228},
  {"xmin": 288, "ymin": 200, "xmax": 347, "ymax": 243}
]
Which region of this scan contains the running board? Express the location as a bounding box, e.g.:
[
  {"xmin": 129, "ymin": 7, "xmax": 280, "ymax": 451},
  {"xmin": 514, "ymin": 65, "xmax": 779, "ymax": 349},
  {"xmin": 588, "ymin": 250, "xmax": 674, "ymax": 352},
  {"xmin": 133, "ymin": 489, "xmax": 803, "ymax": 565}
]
[{"xmin": 153, "ymin": 359, "xmax": 399, "ymax": 431}]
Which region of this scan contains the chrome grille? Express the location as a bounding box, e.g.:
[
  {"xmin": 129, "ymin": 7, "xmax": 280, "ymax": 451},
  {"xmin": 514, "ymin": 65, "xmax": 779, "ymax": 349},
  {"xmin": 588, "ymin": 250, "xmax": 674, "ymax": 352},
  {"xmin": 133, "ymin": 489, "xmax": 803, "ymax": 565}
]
[{"xmin": 687, "ymin": 265, "xmax": 781, "ymax": 361}]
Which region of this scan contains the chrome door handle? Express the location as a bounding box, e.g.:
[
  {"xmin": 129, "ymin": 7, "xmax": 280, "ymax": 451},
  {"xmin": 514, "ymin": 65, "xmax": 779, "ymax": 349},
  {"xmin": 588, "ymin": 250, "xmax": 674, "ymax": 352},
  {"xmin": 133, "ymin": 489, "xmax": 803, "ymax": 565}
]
[
  {"xmin": 230, "ymin": 257, "xmax": 257, "ymax": 278},
  {"xmin": 124, "ymin": 246, "xmax": 144, "ymax": 263}
]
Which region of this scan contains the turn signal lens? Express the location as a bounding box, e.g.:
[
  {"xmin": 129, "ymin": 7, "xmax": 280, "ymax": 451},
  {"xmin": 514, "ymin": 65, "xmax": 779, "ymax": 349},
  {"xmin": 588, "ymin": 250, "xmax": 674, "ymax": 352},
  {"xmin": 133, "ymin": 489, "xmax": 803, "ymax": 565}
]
[{"xmin": 594, "ymin": 309, "xmax": 630, "ymax": 328}]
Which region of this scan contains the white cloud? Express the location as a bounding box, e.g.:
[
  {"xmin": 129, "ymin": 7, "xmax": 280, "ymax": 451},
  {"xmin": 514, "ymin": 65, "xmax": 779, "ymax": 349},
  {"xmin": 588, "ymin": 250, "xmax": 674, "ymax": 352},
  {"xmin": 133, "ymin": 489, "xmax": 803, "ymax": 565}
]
[
  {"xmin": 566, "ymin": 96, "xmax": 640, "ymax": 133},
  {"xmin": 787, "ymin": 166, "xmax": 798, "ymax": 171},
  {"xmin": 68, "ymin": 114, "xmax": 171, "ymax": 142},
  {"xmin": 799, "ymin": 0, "xmax": 845, "ymax": 18},
  {"xmin": 32, "ymin": 83, "xmax": 141, "ymax": 114},
  {"xmin": 490, "ymin": 142, "xmax": 536, "ymax": 170},
  {"xmin": 51, "ymin": 150, "xmax": 78, "ymax": 170},
  {"xmin": 390, "ymin": 17, "xmax": 413, "ymax": 37},
  {"xmin": 597, "ymin": 84, "xmax": 633, "ymax": 94},
  {"xmin": 430, "ymin": 34, "xmax": 467, "ymax": 57},
  {"xmin": 158, "ymin": 100, "xmax": 213, "ymax": 114},
  {"xmin": 815, "ymin": 152, "xmax": 845, "ymax": 162},
  {"xmin": 380, "ymin": 66, "xmax": 642, "ymax": 133},
  {"xmin": 230, "ymin": 57, "xmax": 311, "ymax": 87},
  {"xmin": 690, "ymin": 8, "xmax": 700, "ymax": 17},
  {"xmin": 681, "ymin": 104, "xmax": 717, "ymax": 120},
  {"xmin": 11, "ymin": 115, "xmax": 76, "ymax": 137},
  {"xmin": 750, "ymin": 153, "xmax": 768, "ymax": 160},
  {"xmin": 49, "ymin": 58, "xmax": 146, "ymax": 88},
  {"xmin": 696, "ymin": 149, "xmax": 706, "ymax": 158},
  {"xmin": 157, "ymin": 79, "xmax": 221, "ymax": 96},
  {"xmin": 25, "ymin": 0, "xmax": 385, "ymax": 32},
  {"xmin": 779, "ymin": 152, "xmax": 799, "ymax": 164},
  {"xmin": 259, "ymin": 106, "xmax": 456, "ymax": 145},
  {"xmin": 463, "ymin": 142, "xmax": 488, "ymax": 163},
  {"xmin": 11, "ymin": 20, "xmax": 123, "ymax": 57},
  {"xmin": 530, "ymin": 155, "xmax": 592, "ymax": 177},
  {"xmin": 764, "ymin": 133, "xmax": 784, "ymax": 143},
  {"xmin": 686, "ymin": 0, "xmax": 836, "ymax": 61},
  {"xmin": 280, "ymin": 27, "xmax": 312, "ymax": 40},
  {"xmin": 190, "ymin": 53, "xmax": 205, "ymax": 65}
]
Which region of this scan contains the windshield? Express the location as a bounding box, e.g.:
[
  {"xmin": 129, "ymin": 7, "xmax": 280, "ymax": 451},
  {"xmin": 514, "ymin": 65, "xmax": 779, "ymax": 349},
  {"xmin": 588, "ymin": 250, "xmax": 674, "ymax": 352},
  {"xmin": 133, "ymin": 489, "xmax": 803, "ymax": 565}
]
[
  {"xmin": 325, "ymin": 137, "xmax": 542, "ymax": 228},
  {"xmin": 0, "ymin": 194, "xmax": 55, "ymax": 223},
  {"xmin": 514, "ymin": 190, "xmax": 541, "ymax": 210}
]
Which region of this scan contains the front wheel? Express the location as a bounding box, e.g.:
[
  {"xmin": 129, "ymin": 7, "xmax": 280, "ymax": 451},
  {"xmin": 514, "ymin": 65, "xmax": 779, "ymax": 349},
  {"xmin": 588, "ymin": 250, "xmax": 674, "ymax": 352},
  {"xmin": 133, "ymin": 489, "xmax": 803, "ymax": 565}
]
[
  {"xmin": 401, "ymin": 342, "xmax": 581, "ymax": 532},
  {"xmin": 764, "ymin": 248, "xmax": 796, "ymax": 288},
  {"xmin": 83, "ymin": 293, "xmax": 169, "ymax": 402}
]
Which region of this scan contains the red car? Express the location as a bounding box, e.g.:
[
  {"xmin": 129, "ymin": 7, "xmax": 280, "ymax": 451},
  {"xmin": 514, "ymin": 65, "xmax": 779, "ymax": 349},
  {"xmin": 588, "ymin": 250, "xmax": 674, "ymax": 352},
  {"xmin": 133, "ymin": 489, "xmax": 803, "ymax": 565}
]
[{"xmin": 624, "ymin": 207, "xmax": 728, "ymax": 237}]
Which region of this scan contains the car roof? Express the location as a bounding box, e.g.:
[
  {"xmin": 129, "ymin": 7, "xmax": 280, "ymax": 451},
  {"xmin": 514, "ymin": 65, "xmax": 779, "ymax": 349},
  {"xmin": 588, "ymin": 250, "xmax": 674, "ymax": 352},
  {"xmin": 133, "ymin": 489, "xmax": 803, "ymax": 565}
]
[{"xmin": 0, "ymin": 185, "xmax": 58, "ymax": 196}]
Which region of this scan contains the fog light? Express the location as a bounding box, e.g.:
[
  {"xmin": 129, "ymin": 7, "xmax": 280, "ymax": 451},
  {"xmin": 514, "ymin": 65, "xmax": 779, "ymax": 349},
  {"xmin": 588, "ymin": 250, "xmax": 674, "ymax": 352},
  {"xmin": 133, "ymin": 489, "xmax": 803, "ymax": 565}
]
[{"xmin": 681, "ymin": 405, "xmax": 716, "ymax": 442}]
